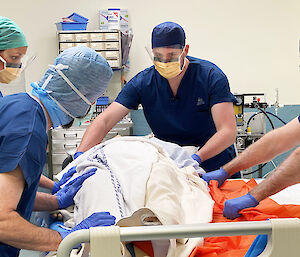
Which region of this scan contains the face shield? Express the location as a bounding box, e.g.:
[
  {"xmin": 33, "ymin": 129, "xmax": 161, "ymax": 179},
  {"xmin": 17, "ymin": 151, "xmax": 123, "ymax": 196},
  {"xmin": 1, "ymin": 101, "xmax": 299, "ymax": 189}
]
[
  {"xmin": 0, "ymin": 54, "xmax": 36, "ymax": 84},
  {"xmin": 146, "ymin": 45, "xmax": 187, "ymax": 79},
  {"xmin": 146, "ymin": 44, "xmax": 184, "ymax": 62}
]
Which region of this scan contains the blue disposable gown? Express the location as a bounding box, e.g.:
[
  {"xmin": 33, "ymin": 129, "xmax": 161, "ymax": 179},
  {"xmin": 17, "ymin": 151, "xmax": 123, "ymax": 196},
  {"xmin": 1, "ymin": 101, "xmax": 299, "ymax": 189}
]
[{"xmin": 0, "ymin": 93, "xmax": 48, "ymax": 257}]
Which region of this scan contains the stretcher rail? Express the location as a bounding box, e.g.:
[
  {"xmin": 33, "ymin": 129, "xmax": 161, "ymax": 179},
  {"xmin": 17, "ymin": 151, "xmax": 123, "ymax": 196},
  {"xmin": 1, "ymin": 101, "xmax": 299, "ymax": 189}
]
[{"xmin": 57, "ymin": 221, "xmax": 272, "ymax": 257}]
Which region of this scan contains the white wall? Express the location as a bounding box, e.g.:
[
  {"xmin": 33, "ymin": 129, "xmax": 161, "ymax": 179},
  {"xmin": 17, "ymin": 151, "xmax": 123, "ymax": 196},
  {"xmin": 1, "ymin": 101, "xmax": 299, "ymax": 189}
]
[{"xmin": 2, "ymin": 0, "xmax": 300, "ymax": 104}]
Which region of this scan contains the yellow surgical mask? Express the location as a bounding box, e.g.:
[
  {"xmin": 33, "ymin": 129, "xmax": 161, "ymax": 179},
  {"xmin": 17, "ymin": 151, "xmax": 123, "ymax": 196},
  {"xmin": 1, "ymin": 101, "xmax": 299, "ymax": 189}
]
[
  {"xmin": 154, "ymin": 61, "xmax": 183, "ymax": 79},
  {"xmin": 0, "ymin": 67, "xmax": 22, "ymax": 84},
  {"xmin": 153, "ymin": 49, "xmax": 185, "ymax": 79}
]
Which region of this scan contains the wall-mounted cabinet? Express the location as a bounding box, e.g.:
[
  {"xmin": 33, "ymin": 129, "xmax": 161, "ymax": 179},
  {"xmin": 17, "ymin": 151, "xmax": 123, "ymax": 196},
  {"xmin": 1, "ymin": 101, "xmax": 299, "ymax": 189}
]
[{"xmin": 57, "ymin": 30, "xmax": 122, "ymax": 69}]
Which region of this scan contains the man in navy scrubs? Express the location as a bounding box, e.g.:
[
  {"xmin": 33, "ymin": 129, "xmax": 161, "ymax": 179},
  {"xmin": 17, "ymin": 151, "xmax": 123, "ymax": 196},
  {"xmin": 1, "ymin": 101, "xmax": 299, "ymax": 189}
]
[{"xmin": 75, "ymin": 21, "xmax": 237, "ymax": 173}]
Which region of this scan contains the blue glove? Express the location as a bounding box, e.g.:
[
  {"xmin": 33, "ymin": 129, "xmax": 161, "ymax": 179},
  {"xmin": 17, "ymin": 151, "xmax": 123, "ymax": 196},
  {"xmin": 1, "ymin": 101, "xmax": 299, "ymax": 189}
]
[
  {"xmin": 52, "ymin": 166, "xmax": 77, "ymax": 194},
  {"xmin": 200, "ymin": 167, "xmax": 229, "ymax": 187},
  {"xmin": 56, "ymin": 168, "xmax": 96, "ymax": 209},
  {"xmin": 74, "ymin": 151, "xmax": 84, "ymax": 159},
  {"xmin": 58, "ymin": 212, "xmax": 116, "ymax": 240},
  {"xmin": 191, "ymin": 154, "xmax": 202, "ymax": 164},
  {"xmin": 223, "ymin": 193, "xmax": 259, "ymax": 220}
]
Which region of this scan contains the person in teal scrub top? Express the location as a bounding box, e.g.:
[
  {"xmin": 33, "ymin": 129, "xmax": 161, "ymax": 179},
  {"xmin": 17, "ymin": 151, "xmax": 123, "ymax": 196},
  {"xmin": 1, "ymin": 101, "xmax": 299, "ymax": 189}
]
[{"xmin": 0, "ymin": 16, "xmax": 28, "ymax": 95}]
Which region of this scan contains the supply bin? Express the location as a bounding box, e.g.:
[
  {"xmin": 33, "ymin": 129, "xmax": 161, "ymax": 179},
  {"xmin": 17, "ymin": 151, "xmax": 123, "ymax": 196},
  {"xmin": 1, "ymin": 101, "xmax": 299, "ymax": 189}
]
[
  {"xmin": 56, "ymin": 22, "xmax": 88, "ymax": 31},
  {"xmin": 67, "ymin": 12, "xmax": 89, "ymax": 23}
]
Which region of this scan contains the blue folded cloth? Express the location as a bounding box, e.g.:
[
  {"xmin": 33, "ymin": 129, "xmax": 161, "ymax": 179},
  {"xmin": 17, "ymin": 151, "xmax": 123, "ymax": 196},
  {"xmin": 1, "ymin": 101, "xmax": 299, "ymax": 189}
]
[{"xmin": 245, "ymin": 234, "xmax": 268, "ymax": 257}]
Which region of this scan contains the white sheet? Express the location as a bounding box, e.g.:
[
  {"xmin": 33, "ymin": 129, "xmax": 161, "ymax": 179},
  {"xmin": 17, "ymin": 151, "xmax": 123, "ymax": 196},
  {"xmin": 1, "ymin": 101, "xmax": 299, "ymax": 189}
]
[
  {"xmin": 254, "ymin": 179, "xmax": 300, "ymax": 205},
  {"xmin": 73, "ymin": 137, "xmax": 159, "ymax": 222},
  {"xmin": 55, "ymin": 136, "xmax": 214, "ymax": 257}
]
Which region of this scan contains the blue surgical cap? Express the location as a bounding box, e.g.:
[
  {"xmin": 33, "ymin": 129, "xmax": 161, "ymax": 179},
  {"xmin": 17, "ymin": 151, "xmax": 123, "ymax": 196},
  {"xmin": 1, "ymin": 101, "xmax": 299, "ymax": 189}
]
[
  {"xmin": 0, "ymin": 16, "xmax": 28, "ymax": 50},
  {"xmin": 37, "ymin": 46, "xmax": 113, "ymax": 117},
  {"xmin": 151, "ymin": 22, "xmax": 186, "ymax": 49}
]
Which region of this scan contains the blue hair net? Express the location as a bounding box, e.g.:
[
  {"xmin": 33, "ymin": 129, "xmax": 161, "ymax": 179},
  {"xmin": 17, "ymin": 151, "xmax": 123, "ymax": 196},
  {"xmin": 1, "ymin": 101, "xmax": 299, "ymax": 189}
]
[
  {"xmin": 37, "ymin": 46, "xmax": 113, "ymax": 117},
  {"xmin": 152, "ymin": 22, "xmax": 186, "ymax": 49}
]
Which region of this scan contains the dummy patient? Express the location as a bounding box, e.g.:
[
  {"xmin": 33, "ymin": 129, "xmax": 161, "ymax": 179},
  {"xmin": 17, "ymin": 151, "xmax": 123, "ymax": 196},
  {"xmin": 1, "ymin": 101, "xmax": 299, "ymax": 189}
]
[{"xmin": 52, "ymin": 136, "xmax": 215, "ymax": 257}]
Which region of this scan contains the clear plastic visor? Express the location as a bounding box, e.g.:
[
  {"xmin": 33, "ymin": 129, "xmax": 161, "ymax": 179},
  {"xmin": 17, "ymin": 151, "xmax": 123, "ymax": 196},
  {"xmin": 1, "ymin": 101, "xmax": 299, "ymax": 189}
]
[
  {"xmin": 146, "ymin": 44, "xmax": 185, "ymax": 63},
  {"xmin": 0, "ymin": 54, "xmax": 36, "ymax": 75}
]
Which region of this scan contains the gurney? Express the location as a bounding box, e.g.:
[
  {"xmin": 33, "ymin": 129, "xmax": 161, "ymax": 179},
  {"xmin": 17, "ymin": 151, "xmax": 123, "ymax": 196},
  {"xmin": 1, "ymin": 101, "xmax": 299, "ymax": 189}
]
[
  {"xmin": 52, "ymin": 178, "xmax": 300, "ymax": 257},
  {"xmin": 52, "ymin": 137, "xmax": 300, "ymax": 257},
  {"xmin": 56, "ymin": 218, "xmax": 300, "ymax": 257}
]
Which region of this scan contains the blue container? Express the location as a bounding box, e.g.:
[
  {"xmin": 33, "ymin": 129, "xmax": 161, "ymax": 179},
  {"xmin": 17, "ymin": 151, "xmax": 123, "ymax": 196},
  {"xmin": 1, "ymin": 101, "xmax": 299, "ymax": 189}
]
[
  {"xmin": 97, "ymin": 96, "xmax": 109, "ymax": 105},
  {"xmin": 56, "ymin": 22, "xmax": 87, "ymax": 31},
  {"xmin": 67, "ymin": 12, "xmax": 89, "ymax": 23}
]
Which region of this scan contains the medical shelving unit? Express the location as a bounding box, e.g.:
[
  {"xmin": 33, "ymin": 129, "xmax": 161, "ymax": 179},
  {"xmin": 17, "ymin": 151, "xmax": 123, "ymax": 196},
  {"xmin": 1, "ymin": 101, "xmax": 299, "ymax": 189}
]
[
  {"xmin": 57, "ymin": 30, "xmax": 122, "ymax": 69},
  {"xmin": 47, "ymin": 123, "xmax": 132, "ymax": 177}
]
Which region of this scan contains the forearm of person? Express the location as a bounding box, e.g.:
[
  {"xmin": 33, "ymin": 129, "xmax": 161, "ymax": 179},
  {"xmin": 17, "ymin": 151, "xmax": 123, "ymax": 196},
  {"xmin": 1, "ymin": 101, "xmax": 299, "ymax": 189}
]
[
  {"xmin": 34, "ymin": 192, "xmax": 59, "ymax": 211},
  {"xmin": 198, "ymin": 102, "xmax": 236, "ymax": 162},
  {"xmin": 77, "ymin": 102, "xmax": 129, "ymax": 152},
  {"xmin": 77, "ymin": 117, "xmax": 109, "ymax": 152},
  {"xmin": 250, "ymin": 146, "xmax": 300, "ymax": 202},
  {"xmin": 197, "ymin": 127, "xmax": 236, "ymax": 162},
  {"xmin": 0, "ymin": 210, "xmax": 61, "ymax": 251},
  {"xmin": 223, "ymin": 118, "xmax": 300, "ymax": 176},
  {"xmin": 39, "ymin": 174, "xmax": 54, "ymax": 190}
]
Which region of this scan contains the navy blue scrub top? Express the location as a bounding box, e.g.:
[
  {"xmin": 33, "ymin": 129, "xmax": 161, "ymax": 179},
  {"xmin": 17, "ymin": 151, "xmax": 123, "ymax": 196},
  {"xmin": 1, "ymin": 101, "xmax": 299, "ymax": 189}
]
[
  {"xmin": 298, "ymin": 115, "xmax": 300, "ymax": 122},
  {"xmin": 116, "ymin": 56, "xmax": 236, "ymax": 171},
  {"xmin": 0, "ymin": 93, "xmax": 48, "ymax": 257}
]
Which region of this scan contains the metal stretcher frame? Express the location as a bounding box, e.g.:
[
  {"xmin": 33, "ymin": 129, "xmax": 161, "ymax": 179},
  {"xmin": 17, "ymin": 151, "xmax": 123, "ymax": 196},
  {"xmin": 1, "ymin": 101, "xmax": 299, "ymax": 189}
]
[{"xmin": 57, "ymin": 221, "xmax": 272, "ymax": 257}]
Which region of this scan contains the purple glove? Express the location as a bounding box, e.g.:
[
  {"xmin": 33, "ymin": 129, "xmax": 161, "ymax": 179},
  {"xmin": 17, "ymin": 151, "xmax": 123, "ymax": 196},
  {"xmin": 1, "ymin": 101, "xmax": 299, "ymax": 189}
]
[
  {"xmin": 74, "ymin": 151, "xmax": 84, "ymax": 159},
  {"xmin": 58, "ymin": 212, "xmax": 116, "ymax": 239},
  {"xmin": 191, "ymin": 154, "xmax": 202, "ymax": 164},
  {"xmin": 200, "ymin": 167, "xmax": 229, "ymax": 187},
  {"xmin": 52, "ymin": 166, "xmax": 77, "ymax": 194},
  {"xmin": 223, "ymin": 193, "xmax": 259, "ymax": 220},
  {"xmin": 56, "ymin": 168, "xmax": 96, "ymax": 209}
]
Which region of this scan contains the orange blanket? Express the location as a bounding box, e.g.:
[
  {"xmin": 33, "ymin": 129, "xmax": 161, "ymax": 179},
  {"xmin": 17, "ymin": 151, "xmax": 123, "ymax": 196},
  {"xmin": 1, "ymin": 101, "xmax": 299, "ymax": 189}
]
[{"xmin": 190, "ymin": 179, "xmax": 300, "ymax": 257}]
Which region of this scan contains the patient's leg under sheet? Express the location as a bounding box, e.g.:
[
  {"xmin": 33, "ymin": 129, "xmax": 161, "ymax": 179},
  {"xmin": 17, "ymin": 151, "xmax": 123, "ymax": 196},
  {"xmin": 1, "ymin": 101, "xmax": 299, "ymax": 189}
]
[{"xmin": 145, "ymin": 154, "xmax": 214, "ymax": 257}]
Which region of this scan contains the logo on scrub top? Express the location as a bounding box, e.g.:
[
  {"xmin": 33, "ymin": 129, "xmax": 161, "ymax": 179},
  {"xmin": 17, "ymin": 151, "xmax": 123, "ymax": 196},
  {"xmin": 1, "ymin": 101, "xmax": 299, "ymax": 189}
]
[{"xmin": 196, "ymin": 97, "xmax": 205, "ymax": 106}]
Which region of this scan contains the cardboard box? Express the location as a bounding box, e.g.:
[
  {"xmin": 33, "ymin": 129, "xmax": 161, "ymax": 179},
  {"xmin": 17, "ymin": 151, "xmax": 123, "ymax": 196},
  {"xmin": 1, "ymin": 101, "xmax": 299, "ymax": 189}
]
[
  {"xmin": 99, "ymin": 10, "xmax": 109, "ymax": 30},
  {"xmin": 99, "ymin": 9, "xmax": 129, "ymax": 31},
  {"xmin": 120, "ymin": 9, "xmax": 129, "ymax": 32}
]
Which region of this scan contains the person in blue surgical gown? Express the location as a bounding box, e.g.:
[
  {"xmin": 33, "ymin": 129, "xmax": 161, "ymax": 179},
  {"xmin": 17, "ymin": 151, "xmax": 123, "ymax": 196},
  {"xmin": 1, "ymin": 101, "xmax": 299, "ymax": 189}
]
[
  {"xmin": 73, "ymin": 21, "xmax": 238, "ymax": 174},
  {"xmin": 0, "ymin": 46, "xmax": 116, "ymax": 257}
]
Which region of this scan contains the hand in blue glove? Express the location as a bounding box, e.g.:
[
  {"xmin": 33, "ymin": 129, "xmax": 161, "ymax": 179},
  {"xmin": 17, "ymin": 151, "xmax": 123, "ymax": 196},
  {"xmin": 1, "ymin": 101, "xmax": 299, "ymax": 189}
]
[
  {"xmin": 61, "ymin": 152, "xmax": 83, "ymax": 170},
  {"xmin": 58, "ymin": 212, "xmax": 116, "ymax": 240},
  {"xmin": 74, "ymin": 151, "xmax": 83, "ymax": 159},
  {"xmin": 52, "ymin": 166, "xmax": 77, "ymax": 194},
  {"xmin": 56, "ymin": 168, "xmax": 97, "ymax": 209},
  {"xmin": 191, "ymin": 154, "xmax": 202, "ymax": 165},
  {"xmin": 223, "ymin": 193, "xmax": 259, "ymax": 220},
  {"xmin": 200, "ymin": 167, "xmax": 229, "ymax": 187}
]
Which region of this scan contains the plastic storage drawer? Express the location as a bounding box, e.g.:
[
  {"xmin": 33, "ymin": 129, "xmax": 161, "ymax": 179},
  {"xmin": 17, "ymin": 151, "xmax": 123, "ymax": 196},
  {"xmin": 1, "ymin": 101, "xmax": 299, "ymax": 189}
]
[{"xmin": 56, "ymin": 22, "xmax": 88, "ymax": 31}]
